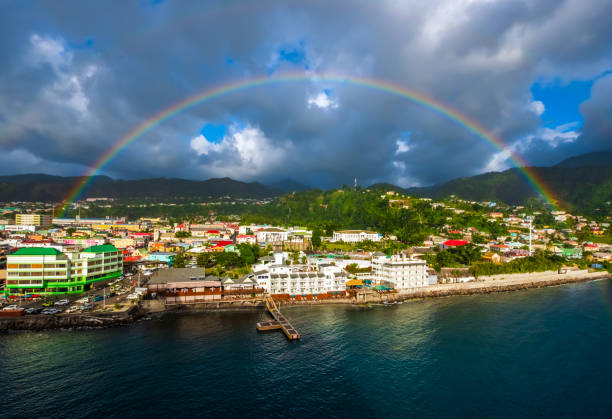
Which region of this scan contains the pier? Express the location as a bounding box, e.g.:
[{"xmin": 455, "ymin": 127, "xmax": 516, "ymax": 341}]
[{"xmin": 256, "ymin": 297, "xmax": 301, "ymax": 341}]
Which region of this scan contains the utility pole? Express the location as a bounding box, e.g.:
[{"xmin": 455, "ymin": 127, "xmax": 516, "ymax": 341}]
[
  {"xmin": 354, "ymin": 177, "xmax": 357, "ymax": 190},
  {"xmin": 529, "ymin": 217, "xmax": 533, "ymax": 256}
]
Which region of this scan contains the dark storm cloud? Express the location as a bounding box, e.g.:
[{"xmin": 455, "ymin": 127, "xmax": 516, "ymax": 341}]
[{"xmin": 0, "ymin": 0, "xmax": 611, "ymax": 188}]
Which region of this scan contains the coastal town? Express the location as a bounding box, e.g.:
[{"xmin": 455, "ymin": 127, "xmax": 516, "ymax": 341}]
[{"xmin": 1, "ymin": 188, "xmax": 610, "ymax": 331}]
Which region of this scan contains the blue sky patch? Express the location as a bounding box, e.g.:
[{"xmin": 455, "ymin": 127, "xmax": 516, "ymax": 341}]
[
  {"xmin": 531, "ymin": 78, "xmax": 593, "ymax": 127},
  {"xmin": 269, "ymin": 40, "xmax": 309, "ymax": 73},
  {"xmin": 68, "ymin": 37, "xmax": 94, "ymax": 50},
  {"xmin": 200, "ymin": 123, "xmax": 227, "ymax": 143}
]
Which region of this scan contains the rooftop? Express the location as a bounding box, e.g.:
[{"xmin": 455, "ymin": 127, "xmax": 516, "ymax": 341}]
[
  {"xmin": 149, "ymin": 268, "xmax": 213, "ymax": 284},
  {"xmin": 82, "ymin": 244, "xmax": 119, "ymax": 253},
  {"xmin": 11, "ymin": 247, "xmax": 62, "ymax": 256}
]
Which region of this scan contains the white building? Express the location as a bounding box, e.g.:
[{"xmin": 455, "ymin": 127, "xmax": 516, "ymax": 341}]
[
  {"xmin": 236, "ymin": 234, "xmax": 257, "ymax": 245},
  {"xmin": 371, "ymin": 254, "xmax": 429, "ymax": 290},
  {"xmin": 252, "ymin": 264, "xmax": 347, "ymax": 296},
  {"xmin": 332, "ymin": 230, "xmax": 382, "ymax": 242},
  {"xmin": 256, "ymin": 227, "xmax": 288, "ymax": 243}
]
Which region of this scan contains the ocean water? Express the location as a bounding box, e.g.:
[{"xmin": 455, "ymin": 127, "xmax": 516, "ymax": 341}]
[{"xmin": 2, "ymin": 280, "xmax": 612, "ymax": 418}]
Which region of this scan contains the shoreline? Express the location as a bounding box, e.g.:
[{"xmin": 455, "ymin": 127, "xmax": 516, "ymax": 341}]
[{"xmin": 1, "ymin": 272, "xmax": 609, "ymax": 332}]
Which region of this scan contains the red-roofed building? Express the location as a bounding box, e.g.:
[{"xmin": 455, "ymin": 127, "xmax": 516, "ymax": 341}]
[
  {"xmin": 490, "ymin": 244, "xmax": 510, "ymax": 252},
  {"xmin": 440, "ymin": 240, "xmax": 469, "ymax": 250}
]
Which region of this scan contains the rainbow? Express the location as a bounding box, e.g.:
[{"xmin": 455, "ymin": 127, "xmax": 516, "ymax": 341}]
[{"xmin": 58, "ymin": 73, "xmax": 559, "ymax": 215}]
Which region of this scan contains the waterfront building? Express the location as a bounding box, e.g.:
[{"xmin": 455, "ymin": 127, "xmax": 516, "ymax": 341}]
[
  {"xmin": 251, "ymin": 264, "xmax": 347, "ymax": 297},
  {"xmin": 4, "ymin": 244, "xmax": 123, "ymax": 295},
  {"xmin": 15, "ymin": 213, "xmax": 52, "ymax": 228},
  {"xmin": 332, "ymin": 230, "xmax": 382, "ymax": 243},
  {"xmin": 371, "ymin": 254, "xmax": 429, "ymax": 290}
]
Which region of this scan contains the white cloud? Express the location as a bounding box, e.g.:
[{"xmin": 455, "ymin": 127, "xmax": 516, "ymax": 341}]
[
  {"xmin": 307, "ymin": 92, "xmax": 338, "ymax": 110},
  {"xmin": 190, "ymin": 124, "xmax": 293, "ymax": 179},
  {"xmin": 189, "ymin": 134, "xmax": 225, "ymax": 156},
  {"xmin": 391, "ymin": 160, "xmax": 420, "ymax": 187},
  {"xmin": 528, "ymin": 100, "xmax": 545, "ymax": 116},
  {"xmin": 536, "ymin": 122, "xmax": 580, "ymax": 146},
  {"xmin": 483, "ymin": 149, "xmax": 513, "ymax": 172},
  {"xmin": 28, "ymin": 33, "xmax": 97, "ymax": 117},
  {"xmin": 483, "ymin": 121, "xmax": 581, "ymax": 172},
  {"xmin": 395, "ymin": 139, "xmax": 411, "ymax": 154}
]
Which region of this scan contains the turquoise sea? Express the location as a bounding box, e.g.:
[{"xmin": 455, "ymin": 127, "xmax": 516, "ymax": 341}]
[{"xmin": 2, "ymin": 279, "xmax": 612, "ymax": 418}]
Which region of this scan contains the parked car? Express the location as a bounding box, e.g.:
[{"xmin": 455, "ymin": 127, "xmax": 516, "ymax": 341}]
[
  {"xmin": 75, "ymin": 297, "xmax": 90, "ymax": 304},
  {"xmin": 65, "ymin": 306, "xmax": 81, "ymax": 314},
  {"xmin": 81, "ymin": 302, "xmax": 96, "ymax": 310},
  {"xmin": 25, "ymin": 307, "xmax": 42, "ymax": 315},
  {"xmin": 54, "ymin": 299, "xmax": 70, "ymax": 306},
  {"xmin": 93, "ymin": 295, "xmax": 104, "ymax": 302},
  {"xmin": 42, "ymin": 301, "xmax": 54, "ymax": 307},
  {"xmin": 108, "ymin": 292, "xmax": 116, "ymax": 298},
  {"xmin": 42, "ymin": 308, "xmax": 61, "ymax": 315},
  {"xmin": 127, "ymin": 293, "xmax": 139, "ymax": 300},
  {"xmin": 2, "ymin": 305, "xmax": 20, "ymax": 311}
]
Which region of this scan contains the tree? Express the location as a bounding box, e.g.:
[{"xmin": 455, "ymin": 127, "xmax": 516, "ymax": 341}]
[
  {"xmin": 311, "ymin": 227, "xmax": 322, "ymax": 249},
  {"xmin": 237, "ymin": 244, "xmax": 255, "ymax": 265},
  {"xmin": 196, "ymin": 253, "xmax": 213, "ymax": 267},
  {"xmin": 173, "ymin": 253, "xmax": 186, "ymax": 268},
  {"xmin": 175, "ymin": 231, "xmax": 191, "ymax": 238}
]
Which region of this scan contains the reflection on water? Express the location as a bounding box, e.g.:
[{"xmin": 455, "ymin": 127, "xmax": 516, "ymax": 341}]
[{"xmin": 2, "ymin": 280, "xmax": 612, "ymax": 418}]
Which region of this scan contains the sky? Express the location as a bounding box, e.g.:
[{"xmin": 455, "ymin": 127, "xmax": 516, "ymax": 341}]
[{"xmin": 0, "ymin": 0, "xmax": 611, "ymax": 189}]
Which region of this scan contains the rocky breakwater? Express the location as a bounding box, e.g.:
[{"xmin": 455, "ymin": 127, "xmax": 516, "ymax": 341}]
[{"xmin": 0, "ymin": 306, "xmax": 142, "ymax": 332}]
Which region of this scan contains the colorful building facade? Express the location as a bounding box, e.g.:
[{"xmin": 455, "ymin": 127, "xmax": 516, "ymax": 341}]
[{"xmin": 4, "ymin": 244, "xmax": 123, "ymax": 295}]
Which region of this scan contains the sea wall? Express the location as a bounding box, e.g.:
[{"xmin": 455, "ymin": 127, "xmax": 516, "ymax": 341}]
[
  {"xmin": 142, "ymin": 299, "xmax": 266, "ymax": 313},
  {"xmin": 477, "ymin": 269, "xmax": 597, "ymax": 282},
  {"xmin": 0, "ymin": 306, "xmax": 141, "ymax": 332},
  {"xmin": 399, "ymin": 271, "xmax": 610, "ymax": 299}
]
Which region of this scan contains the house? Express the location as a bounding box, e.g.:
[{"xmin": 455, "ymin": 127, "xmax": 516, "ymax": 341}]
[
  {"xmin": 439, "ymin": 240, "xmax": 469, "ymax": 250},
  {"xmin": 236, "ymin": 234, "xmax": 256, "ymax": 245}
]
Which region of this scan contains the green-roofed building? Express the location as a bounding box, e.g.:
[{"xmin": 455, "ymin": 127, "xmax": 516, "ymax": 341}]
[{"xmin": 5, "ymin": 244, "xmax": 123, "ymax": 296}]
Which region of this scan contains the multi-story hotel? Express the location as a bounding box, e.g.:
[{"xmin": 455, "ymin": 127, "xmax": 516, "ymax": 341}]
[
  {"xmin": 15, "ymin": 213, "xmax": 52, "ymax": 228},
  {"xmin": 252, "ymin": 264, "xmax": 347, "ymax": 297},
  {"xmin": 371, "ymin": 254, "xmax": 429, "ymax": 290},
  {"xmin": 332, "ymin": 230, "xmax": 382, "ymax": 242},
  {"xmin": 4, "ymin": 244, "xmax": 123, "ymax": 295}
]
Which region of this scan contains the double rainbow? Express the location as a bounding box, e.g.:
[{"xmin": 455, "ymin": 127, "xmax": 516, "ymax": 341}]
[{"xmin": 59, "ymin": 73, "xmax": 558, "ymax": 215}]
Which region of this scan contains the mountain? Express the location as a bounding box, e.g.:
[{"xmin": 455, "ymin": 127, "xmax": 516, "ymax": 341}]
[
  {"xmin": 405, "ymin": 162, "xmax": 612, "ymax": 215},
  {"xmin": 0, "ymin": 175, "xmax": 279, "ymax": 202},
  {"xmin": 266, "ymin": 178, "xmax": 310, "ymax": 193},
  {"xmin": 367, "ymin": 182, "xmax": 407, "ymax": 194},
  {"xmin": 554, "ymin": 150, "xmax": 612, "ymax": 168}
]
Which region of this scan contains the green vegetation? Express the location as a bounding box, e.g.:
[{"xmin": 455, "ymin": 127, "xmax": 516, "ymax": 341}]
[
  {"xmin": 240, "ymin": 188, "xmax": 500, "ymax": 246},
  {"xmin": 470, "ymin": 252, "xmax": 567, "ymax": 277},
  {"xmin": 424, "ymin": 244, "xmax": 482, "ymax": 271},
  {"xmin": 193, "ymin": 243, "xmax": 262, "ymax": 277},
  {"xmin": 173, "ymin": 253, "xmax": 186, "ymax": 268},
  {"xmin": 345, "ymin": 263, "xmax": 372, "ymax": 274},
  {"xmin": 407, "ymin": 165, "xmax": 612, "ymax": 218}
]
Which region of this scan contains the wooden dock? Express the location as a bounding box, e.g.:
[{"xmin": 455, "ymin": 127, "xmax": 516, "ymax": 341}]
[{"xmin": 256, "ymin": 297, "xmax": 301, "ymax": 341}]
